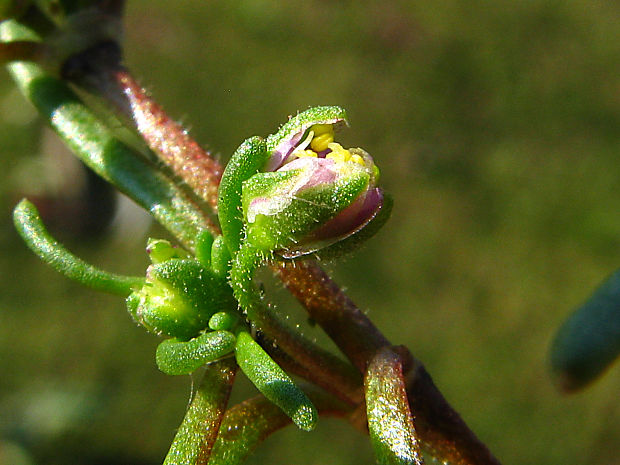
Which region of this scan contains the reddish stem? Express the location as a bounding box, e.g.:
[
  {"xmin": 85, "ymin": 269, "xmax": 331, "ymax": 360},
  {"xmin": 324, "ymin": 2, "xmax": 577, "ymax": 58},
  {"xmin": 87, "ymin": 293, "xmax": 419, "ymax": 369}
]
[
  {"xmin": 65, "ymin": 49, "xmax": 502, "ymax": 464},
  {"xmin": 116, "ymin": 69, "xmax": 223, "ymax": 212},
  {"xmin": 404, "ymin": 353, "xmax": 501, "ymax": 465},
  {"xmin": 0, "ymin": 41, "xmax": 48, "ymax": 64},
  {"xmin": 276, "ymin": 259, "xmax": 390, "ymax": 373}
]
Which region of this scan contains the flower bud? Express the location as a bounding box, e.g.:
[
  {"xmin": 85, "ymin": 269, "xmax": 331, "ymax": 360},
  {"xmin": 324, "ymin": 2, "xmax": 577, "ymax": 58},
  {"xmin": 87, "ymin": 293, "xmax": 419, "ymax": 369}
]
[
  {"xmin": 146, "ymin": 238, "xmax": 189, "ymax": 264},
  {"xmin": 127, "ymin": 259, "xmax": 236, "ymax": 340},
  {"xmin": 241, "ymin": 106, "xmax": 384, "ymax": 257}
]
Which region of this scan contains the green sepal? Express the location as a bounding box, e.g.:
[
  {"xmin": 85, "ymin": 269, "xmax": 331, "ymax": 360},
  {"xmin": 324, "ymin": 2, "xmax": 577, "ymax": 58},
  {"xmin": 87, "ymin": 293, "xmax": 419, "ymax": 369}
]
[
  {"xmin": 127, "ymin": 259, "xmax": 236, "ymax": 340},
  {"xmin": 550, "ymin": 268, "xmax": 620, "ymax": 391},
  {"xmin": 156, "ymin": 331, "xmax": 237, "ymax": 375},
  {"xmin": 265, "ymin": 105, "xmax": 348, "ymax": 154},
  {"xmin": 241, "ymin": 165, "xmax": 370, "ymax": 254},
  {"xmin": 218, "ymin": 136, "xmax": 269, "ymax": 255},
  {"xmin": 235, "ymin": 331, "xmax": 318, "ymax": 432}
]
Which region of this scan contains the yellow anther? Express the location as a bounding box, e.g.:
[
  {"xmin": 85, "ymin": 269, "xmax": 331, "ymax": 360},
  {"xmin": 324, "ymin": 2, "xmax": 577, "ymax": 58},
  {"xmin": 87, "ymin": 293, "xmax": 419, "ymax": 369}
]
[
  {"xmin": 326, "ymin": 152, "xmax": 345, "ymax": 163},
  {"xmin": 327, "ymin": 142, "xmax": 352, "ymax": 161},
  {"xmin": 296, "ymin": 149, "xmax": 318, "ymax": 158},
  {"xmin": 350, "ymin": 154, "xmax": 365, "ymax": 165},
  {"xmin": 310, "ymin": 124, "xmax": 333, "ymax": 136},
  {"xmin": 310, "ymin": 132, "xmax": 334, "ymax": 152}
]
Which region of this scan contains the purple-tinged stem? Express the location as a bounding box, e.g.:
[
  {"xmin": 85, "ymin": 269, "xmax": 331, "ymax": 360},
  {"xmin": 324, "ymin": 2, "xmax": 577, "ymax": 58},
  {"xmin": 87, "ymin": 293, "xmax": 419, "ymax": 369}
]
[{"xmin": 0, "ymin": 40, "xmax": 48, "ymax": 63}]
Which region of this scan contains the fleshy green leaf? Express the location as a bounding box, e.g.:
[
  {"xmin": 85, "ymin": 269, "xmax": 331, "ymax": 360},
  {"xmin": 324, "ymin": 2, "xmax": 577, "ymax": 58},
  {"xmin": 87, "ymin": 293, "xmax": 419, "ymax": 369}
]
[
  {"xmin": 550, "ymin": 268, "xmax": 620, "ymax": 391},
  {"xmin": 156, "ymin": 331, "xmax": 237, "ymax": 376},
  {"xmin": 235, "ymin": 331, "xmax": 318, "ymax": 432},
  {"xmin": 365, "ymin": 347, "xmax": 424, "ymax": 465},
  {"xmin": 13, "ymin": 199, "xmax": 144, "ymax": 295}
]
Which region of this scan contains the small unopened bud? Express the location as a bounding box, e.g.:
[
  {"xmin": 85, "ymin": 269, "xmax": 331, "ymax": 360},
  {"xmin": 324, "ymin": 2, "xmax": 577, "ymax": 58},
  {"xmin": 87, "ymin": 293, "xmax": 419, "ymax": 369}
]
[{"xmin": 127, "ymin": 259, "xmax": 236, "ymax": 340}]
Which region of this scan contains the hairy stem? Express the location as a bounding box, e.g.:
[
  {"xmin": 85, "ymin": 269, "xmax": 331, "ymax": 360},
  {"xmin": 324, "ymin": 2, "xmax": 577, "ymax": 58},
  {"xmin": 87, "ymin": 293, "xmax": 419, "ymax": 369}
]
[
  {"xmin": 405, "ymin": 356, "xmax": 501, "ymax": 465},
  {"xmin": 163, "ymin": 358, "xmax": 237, "ymax": 465},
  {"xmin": 209, "ymin": 385, "xmax": 351, "ymax": 465},
  {"xmin": 116, "ymin": 69, "xmax": 223, "ymax": 215},
  {"xmin": 276, "ymin": 259, "xmax": 390, "ymax": 373},
  {"xmin": 231, "ymin": 243, "xmax": 362, "ymax": 405}
]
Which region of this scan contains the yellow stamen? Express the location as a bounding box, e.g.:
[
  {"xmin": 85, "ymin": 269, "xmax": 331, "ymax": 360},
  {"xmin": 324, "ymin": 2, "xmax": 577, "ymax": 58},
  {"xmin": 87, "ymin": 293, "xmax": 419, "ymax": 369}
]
[
  {"xmin": 326, "ymin": 152, "xmax": 345, "ymax": 163},
  {"xmin": 297, "ymin": 149, "xmax": 318, "ymax": 158},
  {"xmin": 327, "ymin": 142, "xmax": 351, "ymax": 161},
  {"xmin": 310, "ymin": 124, "xmax": 333, "ymax": 135},
  {"xmin": 310, "ymin": 132, "xmax": 334, "ymax": 152},
  {"xmin": 350, "ymin": 154, "xmax": 365, "ymax": 165},
  {"xmin": 309, "ymin": 124, "xmax": 335, "ymax": 152}
]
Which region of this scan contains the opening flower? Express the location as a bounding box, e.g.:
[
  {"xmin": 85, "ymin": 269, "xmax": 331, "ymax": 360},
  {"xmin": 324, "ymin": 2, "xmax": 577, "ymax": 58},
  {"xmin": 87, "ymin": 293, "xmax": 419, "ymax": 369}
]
[{"xmin": 241, "ymin": 106, "xmax": 384, "ymax": 257}]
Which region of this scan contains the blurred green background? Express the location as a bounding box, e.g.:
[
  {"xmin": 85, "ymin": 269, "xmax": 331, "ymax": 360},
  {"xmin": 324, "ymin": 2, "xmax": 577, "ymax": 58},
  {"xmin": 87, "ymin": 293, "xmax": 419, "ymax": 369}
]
[{"xmin": 1, "ymin": 0, "xmax": 619, "ymax": 464}]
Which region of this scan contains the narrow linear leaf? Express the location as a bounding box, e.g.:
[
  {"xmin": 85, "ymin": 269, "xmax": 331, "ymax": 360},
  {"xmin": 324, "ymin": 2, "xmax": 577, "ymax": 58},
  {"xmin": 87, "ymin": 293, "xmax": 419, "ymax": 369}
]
[
  {"xmin": 550, "ymin": 268, "xmax": 620, "ymax": 391},
  {"xmin": 163, "ymin": 358, "xmax": 237, "ymax": 465},
  {"xmin": 235, "ymin": 331, "xmax": 318, "ymax": 432},
  {"xmin": 1, "ymin": 20, "xmax": 210, "ymax": 249},
  {"xmin": 156, "ymin": 331, "xmax": 237, "ymax": 376},
  {"xmin": 365, "ymin": 347, "xmax": 424, "ymax": 465},
  {"xmin": 13, "ymin": 199, "xmax": 144, "ymax": 295}
]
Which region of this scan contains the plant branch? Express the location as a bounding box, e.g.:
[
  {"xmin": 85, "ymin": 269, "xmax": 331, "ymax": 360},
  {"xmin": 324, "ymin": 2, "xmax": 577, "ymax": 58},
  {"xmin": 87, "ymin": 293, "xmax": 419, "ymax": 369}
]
[
  {"xmin": 277, "ymin": 262, "xmax": 502, "ymax": 465},
  {"xmin": 117, "ymin": 69, "xmax": 223, "ymax": 213},
  {"xmin": 164, "ymin": 358, "xmax": 237, "ymax": 465},
  {"xmin": 276, "ymin": 259, "xmax": 390, "ymax": 373},
  {"xmin": 405, "ymin": 355, "xmax": 501, "ymax": 465},
  {"xmin": 46, "ymin": 24, "xmax": 504, "ymax": 463},
  {"xmin": 208, "ymin": 384, "xmax": 352, "ymax": 465},
  {"xmin": 1, "ymin": 20, "xmax": 213, "ymax": 250},
  {"xmin": 59, "ymin": 40, "xmax": 223, "ymax": 235}
]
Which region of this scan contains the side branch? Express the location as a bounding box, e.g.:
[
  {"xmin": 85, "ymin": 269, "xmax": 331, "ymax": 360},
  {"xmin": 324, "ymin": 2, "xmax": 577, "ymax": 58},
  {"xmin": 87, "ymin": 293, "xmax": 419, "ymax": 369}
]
[{"xmin": 116, "ymin": 69, "xmax": 223, "ymax": 212}]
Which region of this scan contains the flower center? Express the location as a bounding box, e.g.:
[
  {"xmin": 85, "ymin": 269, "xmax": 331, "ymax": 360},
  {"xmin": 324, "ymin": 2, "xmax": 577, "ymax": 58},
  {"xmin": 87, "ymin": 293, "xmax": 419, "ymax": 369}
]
[{"xmin": 288, "ymin": 124, "xmax": 366, "ymax": 167}]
